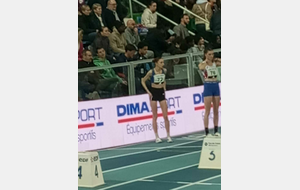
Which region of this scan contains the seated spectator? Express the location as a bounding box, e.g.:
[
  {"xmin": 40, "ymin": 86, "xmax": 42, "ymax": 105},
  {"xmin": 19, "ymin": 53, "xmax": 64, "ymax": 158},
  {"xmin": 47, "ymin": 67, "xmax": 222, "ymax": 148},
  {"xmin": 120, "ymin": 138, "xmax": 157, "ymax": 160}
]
[
  {"xmin": 191, "ymin": 0, "xmax": 212, "ymax": 42},
  {"xmin": 78, "ymin": 28, "xmax": 84, "ymax": 61},
  {"xmin": 78, "ymin": 50, "xmax": 94, "ymax": 68},
  {"xmin": 103, "ymin": 0, "xmax": 121, "ymax": 32},
  {"xmin": 141, "ymin": 1, "xmax": 157, "ymax": 29},
  {"xmin": 208, "ymin": 0, "xmax": 217, "ymax": 13},
  {"xmin": 156, "ymin": 0, "xmax": 173, "ymax": 28},
  {"xmin": 115, "ymin": 0, "xmax": 129, "ymax": 24},
  {"xmin": 185, "ymin": 0, "xmax": 196, "ymax": 13},
  {"xmin": 133, "ymin": 42, "xmax": 148, "ymax": 61},
  {"xmin": 78, "ymin": 49, "xmax": 100, "ymax": 100},
  {"xmin": 144, "ymin": 49, "xmax": 155, "ymax": 59},
  {"xmin": 179, "ymin": 41, "xmax": 189, "ymax": 54},
  {"xmin": 108, "ymin": 21, "xmax": 127, "ymax": 54},
  {"xmin": 124, "ymin": 19, "xmax": 140, "ymax": 49},
  {"xmin": 210, "ymin": 0, "xmax": 221, "ymax": 41},
  {"xmin": 134, "ymin": 42, "xmax": 154, "ymax": 77},
  {"xmin": 214, "ymin": 35, "xmax": 221, "ymax": 49},
  {"xmin": 114, "ymin": 44, "xmax": 136, "ymax": 77},
  {"xmin": 173, "ymin": 0, "xmax": 185, "ymax": 23},
  {"xmin": 185, "ymin": 36, "xmax": 203, "ymax": 65},
  {"xmin": 87, "ymin": 0, "xmax": 106, "ymax": 11},
  {"xmin": 173, "ymin": 14, "xmax": 190, "ymax": 40},
  {"xmin": 156, "ymin": 0, "xmax": 184, "ymax": 28},
  {"xmin": 195, "ymin": 36, "xmax": 205, "ymax": 58},
  {"xmin": 124, "ymin": 19, "xmax": 154, "ymax": 59},
  {"xmin": 91, "ymin": 27, "xmax": 111, "ymax": 56},
  {"xmin": 214, "ymin": 0, "xmax": 221, "ymax": 11},
  {"xmin": 78, "ymin": 0, "xmax": 86, "ymax": 13},
  {"xmin": 167, "ymin": 36, "xmax": 183, "ymax": 55},
  {"xmin": 80, "ymin": 48, "xmax": 128, "ymax": 97},
  {"xmin": 133, "ymin": 42, "xmax": 153, "ymax": 94},
  {"xmin": 90, "ymin": 3, "xmax": 106, "ymax": 30},
  {"xmin": 83, "ymin": 3, "xmax": 106, "ymax": 43},
  {"xmin": 145, "ymin": 27, "xmax": 174, "ymax": 57},
  {"xmin": 93, "ymin": 47, "xmax": 127, "ymax": 92},
  {"xmin": 115, "ymin": 44, "xmax": 136, "ymax": 63},
  {"xmin": 78, "ymin": 74, "xmax": 100, "ymax": 101},
  {"xmin": 78, "ymin": 5, "xmax": 98, "ymax": 43}
]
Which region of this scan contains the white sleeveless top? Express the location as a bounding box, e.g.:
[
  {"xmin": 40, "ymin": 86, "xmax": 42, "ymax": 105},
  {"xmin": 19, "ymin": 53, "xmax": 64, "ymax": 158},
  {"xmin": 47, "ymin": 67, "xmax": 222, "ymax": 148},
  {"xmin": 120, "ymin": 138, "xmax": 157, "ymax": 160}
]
[{"xmin": 203, "ymin": 62, "xmax": 218, "ymax": 79}]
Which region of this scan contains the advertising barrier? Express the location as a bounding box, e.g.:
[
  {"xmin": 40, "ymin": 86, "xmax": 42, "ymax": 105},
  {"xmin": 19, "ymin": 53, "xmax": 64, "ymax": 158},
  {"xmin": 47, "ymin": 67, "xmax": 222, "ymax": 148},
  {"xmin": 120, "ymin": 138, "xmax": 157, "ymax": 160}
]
[{"xmin": 78, "ymin": 84, "xmax": 221, "ymax": 151}]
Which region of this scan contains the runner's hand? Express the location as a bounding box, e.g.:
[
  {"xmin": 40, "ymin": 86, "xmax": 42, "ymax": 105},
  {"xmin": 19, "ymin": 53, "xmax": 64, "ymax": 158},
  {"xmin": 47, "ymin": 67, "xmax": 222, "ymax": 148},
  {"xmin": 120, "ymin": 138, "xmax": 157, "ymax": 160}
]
[{"xmin": 148, "ymin": 92, "xmax": 153, "ymax": 100}]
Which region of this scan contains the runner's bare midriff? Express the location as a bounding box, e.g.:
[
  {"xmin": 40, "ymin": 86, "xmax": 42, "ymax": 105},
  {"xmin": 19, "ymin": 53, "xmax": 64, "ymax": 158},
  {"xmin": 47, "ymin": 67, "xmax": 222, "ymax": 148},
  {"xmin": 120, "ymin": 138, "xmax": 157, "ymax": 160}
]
[{"xmin": 151, "ymin": 83, "xmax": 165, "ymax": 88}]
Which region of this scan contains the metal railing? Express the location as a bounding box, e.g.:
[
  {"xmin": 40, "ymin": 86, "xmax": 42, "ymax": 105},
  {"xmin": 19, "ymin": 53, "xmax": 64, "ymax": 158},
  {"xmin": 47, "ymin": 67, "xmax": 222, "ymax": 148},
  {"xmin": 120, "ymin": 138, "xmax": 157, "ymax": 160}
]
[
  {"xmin": 167, "ymin": 0, "xmax": 209, "ymax": 23},
  {"xmin": 78, "ymin": 49, "xmax": 221, "ymax": 98}
]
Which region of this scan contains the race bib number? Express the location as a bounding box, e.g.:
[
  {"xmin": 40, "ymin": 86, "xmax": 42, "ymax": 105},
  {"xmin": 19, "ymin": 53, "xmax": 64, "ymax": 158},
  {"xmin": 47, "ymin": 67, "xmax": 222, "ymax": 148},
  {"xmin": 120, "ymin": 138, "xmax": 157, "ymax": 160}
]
[
  {"xmin": 153, "ymin": 74, "xmax": 165, "ymax": 84},
  {"xmin": 207, "ymin": 67, "xmax": 218, "ymax": 77}
]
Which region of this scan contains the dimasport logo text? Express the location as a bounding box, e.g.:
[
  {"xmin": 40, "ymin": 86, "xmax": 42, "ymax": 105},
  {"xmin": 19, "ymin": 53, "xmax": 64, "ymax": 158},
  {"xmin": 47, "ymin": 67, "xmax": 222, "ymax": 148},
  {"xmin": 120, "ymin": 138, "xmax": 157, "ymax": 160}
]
[{"xmin": 116, "ymin": 96, "xmax": 183, "ymax": 123}]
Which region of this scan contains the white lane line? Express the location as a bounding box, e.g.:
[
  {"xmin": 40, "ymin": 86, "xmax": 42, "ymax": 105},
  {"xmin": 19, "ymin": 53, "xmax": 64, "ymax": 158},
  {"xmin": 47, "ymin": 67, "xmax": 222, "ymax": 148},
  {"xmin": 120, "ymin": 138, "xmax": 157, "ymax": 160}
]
[
  {"xmin": 140, "ymin": 179, "xmax": 155, "ymax": 182},
  {"xmin": 106, "ymin": 146, "xmax": 202, "ymax": 150},
  {"xmin": 97, "ymin": 164, "xmax": 198, "ymax": 190},
  {"xmin": 102, "ymin": 150, "xmax": 201, "ymax": 173},
  {"xmin": 195, "ymin": 182, "xmax": 221, "ymax": 185},
  {"xmin": 138, "ymin": 179, "xmax": 221, "ymax": 185},
  {"xmin": 100, "ymin": 139, "xmax": 204, "ymax": 160},
  {"xmin": 97, "ymin": 135, "xmax": 205, "ymax": 152},
  {"xmin": 170, "ymin": 174, "xmax": 221, "ymax": 190},
  {"xmin": 139, "ymin": 179, "xmax": 190, "ymax": 184}
]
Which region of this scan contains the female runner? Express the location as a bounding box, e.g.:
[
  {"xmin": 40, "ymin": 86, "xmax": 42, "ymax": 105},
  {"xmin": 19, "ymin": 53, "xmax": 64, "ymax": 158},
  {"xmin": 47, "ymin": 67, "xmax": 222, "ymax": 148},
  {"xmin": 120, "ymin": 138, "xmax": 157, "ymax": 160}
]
[
  {"xmin": 199, "ymin": 47, "xmax": 221, "ymax": 137},
  {"xmin": 141, "ymin": 58, "xmax": 172, "ymax": 143}
]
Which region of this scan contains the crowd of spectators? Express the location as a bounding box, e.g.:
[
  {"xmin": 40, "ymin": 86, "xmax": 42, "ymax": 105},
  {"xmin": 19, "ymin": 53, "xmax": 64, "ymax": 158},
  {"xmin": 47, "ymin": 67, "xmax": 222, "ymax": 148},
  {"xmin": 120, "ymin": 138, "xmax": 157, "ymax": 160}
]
[{"xmin": 78, "ymin": 0, "xmax": 221, "ymax": 101}]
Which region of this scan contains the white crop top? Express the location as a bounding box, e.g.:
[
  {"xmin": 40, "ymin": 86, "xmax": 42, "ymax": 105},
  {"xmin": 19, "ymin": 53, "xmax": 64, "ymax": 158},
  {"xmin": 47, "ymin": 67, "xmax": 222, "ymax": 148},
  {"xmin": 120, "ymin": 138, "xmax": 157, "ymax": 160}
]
[{"xmin": 151, "ymin": 69, "xmax": 165, "ymax": 84}]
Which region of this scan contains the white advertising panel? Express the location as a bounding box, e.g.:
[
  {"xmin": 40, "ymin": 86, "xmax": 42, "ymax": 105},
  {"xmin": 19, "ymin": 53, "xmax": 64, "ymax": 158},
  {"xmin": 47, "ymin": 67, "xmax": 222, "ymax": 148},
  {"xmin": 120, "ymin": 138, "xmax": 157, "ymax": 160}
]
[{"xmin": 78, "ymin": 84, "xmax": 221, "ymax": 151}]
